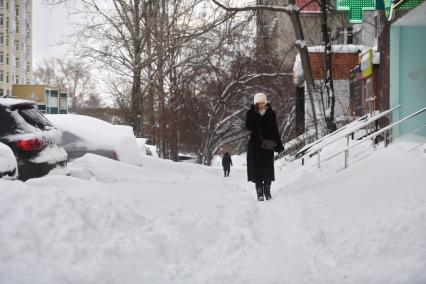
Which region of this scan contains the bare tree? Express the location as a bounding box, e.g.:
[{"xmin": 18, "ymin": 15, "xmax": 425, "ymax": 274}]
[
  {"xmin": 33, "ymin": 57, "xmax": 100, "ymax": 111},
  {"xmin": 212, "ymin": 0, "xmax": 320, "ymax": 139}
]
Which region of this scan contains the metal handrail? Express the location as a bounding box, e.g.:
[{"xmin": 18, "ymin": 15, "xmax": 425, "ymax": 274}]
[
  {"xmin": 322, "ymin": 106, "xmax": 426, "ymax": 167},
  {"xmin": 300, "ymin": 105, "xmax": 401, "ymax": 166}
]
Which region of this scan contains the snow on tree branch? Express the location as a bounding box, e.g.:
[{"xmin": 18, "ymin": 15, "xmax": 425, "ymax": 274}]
[{"xmin": 211, "ymin": 0, "xmax": 298, "ymax": 14}]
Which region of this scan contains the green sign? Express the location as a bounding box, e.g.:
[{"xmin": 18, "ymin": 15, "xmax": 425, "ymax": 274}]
[
  {"xmin": 337, "ymin": 0, "xmax": 382, "ymax": 23},
  {"xmin": 384, "ymin": 0, "xmax": 424, "ymax": 21},
  {"xmin": 337, "ymin": 0, "xmax": 423, "ymax": 23}
]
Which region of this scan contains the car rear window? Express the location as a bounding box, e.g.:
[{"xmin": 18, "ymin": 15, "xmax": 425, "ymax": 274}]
[{"xmin": 17, "ymin": 106, "xmax": 53, "ymax": 130}]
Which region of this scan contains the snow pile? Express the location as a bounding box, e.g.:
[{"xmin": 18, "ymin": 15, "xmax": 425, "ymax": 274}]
[
  {"xmin": 47, "ymin": 114, "xmax": 142, "ymax": 166},
  {"xmin": 136, "ymin": 138, "xmax": 149, "ymax": 156},
  {"xmin": 0, "ymin": 142, "xmax": 17, "ymax": 175},
  {"xmin": 0, "ymin": 139, "xmax": 425, "ymax": 283}
]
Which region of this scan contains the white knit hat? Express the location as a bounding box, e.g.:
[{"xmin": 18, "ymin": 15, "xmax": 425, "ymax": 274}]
[{"xmin": 253, "ymin": 92, "xmax": 267, "ymax": 105}]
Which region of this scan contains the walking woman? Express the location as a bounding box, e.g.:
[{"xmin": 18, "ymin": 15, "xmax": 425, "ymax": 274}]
[{"xmin": 246, "ymin": 92, "xmax": 284, "ymax": 201}]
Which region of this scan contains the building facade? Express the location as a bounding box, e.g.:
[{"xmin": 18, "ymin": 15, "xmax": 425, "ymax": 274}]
[
  {"xmin": 390, "ymin": 1, "xmax": 426, "ymax": 138},
  {"xmin": 0, "ymin": 0, "xmax": 32, "ymax": 97},
  {"xmin": 12, "ymin": 84, "xmax": 68, "ymax": 114}
]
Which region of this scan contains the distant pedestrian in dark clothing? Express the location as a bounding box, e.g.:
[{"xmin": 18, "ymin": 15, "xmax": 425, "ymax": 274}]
[
  {"xmin": 246, "ymin": 92, "xmax": 284, "ymax": 201},
  {"xmin": 222, "ymin": 152, "xmax": 233, "ymax": 177}
]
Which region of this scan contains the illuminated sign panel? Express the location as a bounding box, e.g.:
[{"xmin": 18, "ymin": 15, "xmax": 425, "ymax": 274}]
[
  {"xmin": 337, "ymin": 0, "xmax": 422, "ymax": 23},
  {"xmin": 337, "ymin": 0, "xmax": 381, "ymax": 23}
]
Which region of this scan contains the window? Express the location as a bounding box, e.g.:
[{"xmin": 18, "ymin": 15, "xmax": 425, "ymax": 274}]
[
  {"xmin": 15, "ymin": 57, "xmax": 18, "ymax": 68},
  {"xmin": 0, "ymin": 33, "xmax": 3, "ymax": 45},
  {"xmin": 15, "ymin": 40, "xmax": 18, "ymax": 51},
  {"xmin": 5, "ymin": 71, "xmax": 8, "ymax": 83},
  {"xmin": 15, "ymin": 74, "xmax": 18, "ymax": 84},
  {"xmin": 0, "ymin": 52, "xmax": 3, "ymax": 64},
  {"xmin": 0, "ymin": 71, "xmax": 3, "ymax": 82},
  {"xmin": 15, "ymin": 4, "xmax": 18, "ymax": 16},
  {"xmin": 337, "ymin": 27, "xmax": 353, "ymax": 45},
  {"xmin": 6, "ymin": 53, "xmax": 8, "ymax": 65},
  {"xmin": 0, "ymin": 14, "xmax": 3, "ymax": 26},
  {"xmin": 18, "ymin": 107, "xmax": 53, "ymax": 130},
  {"xmin": 0, "ymin": 0, "xmax": 3, "ymax": 8}
]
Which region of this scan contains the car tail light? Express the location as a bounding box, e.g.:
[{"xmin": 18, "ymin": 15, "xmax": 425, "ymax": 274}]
[{"xmin": 15, "ymin": 138, "xmax": 47, "ymax": 151}]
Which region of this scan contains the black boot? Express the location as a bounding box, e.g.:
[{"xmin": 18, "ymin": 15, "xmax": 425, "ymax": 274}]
[
  {"xmin": 264, "ymin": 184, "xmax": 272, "ymax": 200},
  {"xmin": 256, "ymin": 185, "xmax": 264, "ymax": 201}
]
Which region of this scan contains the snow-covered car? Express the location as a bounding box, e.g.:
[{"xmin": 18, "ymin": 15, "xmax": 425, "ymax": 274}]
[
  {"xmin": 0, "ymin": 142, "xmax": 18, "ymax": 179},
  {"xmin": 0, "ymin": 98, "xmax": 68, "ymax": 180},
  {"xmin": 136, "ymin": 138, "xmax": 158, "ymax": 157},
  {"xmin": 46, "ymin": 114, "xmax": 143, "ymax": 166},
  {"xmin": 178, "ymin": 153, "xmax": 197, "ymax": 163}
]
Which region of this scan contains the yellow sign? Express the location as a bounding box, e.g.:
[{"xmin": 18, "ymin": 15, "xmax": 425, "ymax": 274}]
[{"xmin": 360, "ymin": 48, "xmax": 373, "ymax": 78}]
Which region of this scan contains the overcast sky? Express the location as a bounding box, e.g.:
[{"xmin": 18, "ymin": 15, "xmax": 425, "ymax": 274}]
[
  {"xmin": 32, "ymin": 1, "xmax": 255, "ymax": 67},
  {"xmin": 33, "ymin": 1, "xmax": 77, "ymax": 65}
]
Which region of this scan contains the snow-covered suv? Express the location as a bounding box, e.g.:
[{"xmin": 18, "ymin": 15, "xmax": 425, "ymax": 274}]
[{"xmin": 0, "ymin": 98, "xmax": 67, "ymax": 181}]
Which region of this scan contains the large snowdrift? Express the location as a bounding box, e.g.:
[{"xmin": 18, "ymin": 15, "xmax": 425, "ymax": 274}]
[{"xmin": 0, "ymin": 140, "xmax": 425, "ymax": 283}]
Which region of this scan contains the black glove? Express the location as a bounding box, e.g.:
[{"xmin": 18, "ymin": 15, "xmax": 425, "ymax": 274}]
[{"xmin": 274, "ymin": 144, "xmax": 284, "ymax": 153}]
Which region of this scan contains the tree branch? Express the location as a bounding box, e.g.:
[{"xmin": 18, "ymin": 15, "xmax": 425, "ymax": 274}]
[{"xmin": 211, "ymin": 0, "xmax": 297, "ymax": 14}]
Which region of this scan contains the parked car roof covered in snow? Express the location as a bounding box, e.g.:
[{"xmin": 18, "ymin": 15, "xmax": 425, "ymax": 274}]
[
  {"xmin": 0, "ymin": 98, "xmax": 35, "ymax": 108},
  {"xmin": 46, "ymin": 114, "xmax": 143, "ymax": 166}
]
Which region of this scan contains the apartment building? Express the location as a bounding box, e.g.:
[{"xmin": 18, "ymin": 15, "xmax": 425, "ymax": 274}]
[{"xmin": 0, "ymin": 0, "xmax": 32, "ymax": 97}]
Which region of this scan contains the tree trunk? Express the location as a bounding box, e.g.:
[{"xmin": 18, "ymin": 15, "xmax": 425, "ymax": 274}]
[
  {"xmin": 288, "ymin": 3, "xmax": 319, "ymax": 139},
  {"xmin": 131, "ymin": 0, "xmax": 143, "ymax": 137},
  {"xmin": 321, "ymin": 0, "xmax": 337, "ymax": 133}
]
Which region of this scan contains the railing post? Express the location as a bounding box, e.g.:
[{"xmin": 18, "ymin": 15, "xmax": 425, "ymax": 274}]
[
  {"xmin": 344, "ymin": 135, "xmax": 349, "ymax": 168},
  {"xmin": 317, "ymin": 150, "xmax": 321, "ymax": 168},
  {"xmin": 384, "ymin": 130, "xmax": 388, "ymax": 147}
]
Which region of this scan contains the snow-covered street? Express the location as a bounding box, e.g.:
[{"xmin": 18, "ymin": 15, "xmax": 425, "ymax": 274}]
[{"xmin": 1, "ymin": 141, "xmax": 426, "ymax": 284}]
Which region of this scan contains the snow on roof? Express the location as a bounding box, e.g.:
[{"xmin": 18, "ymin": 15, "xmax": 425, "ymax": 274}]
[
  {"xmin": 393, "ymin": 0, "xmax": 426, "ymax": 26},
  {"xmin": 306, "ymin": 44, "xmax": 369, "ymax": 54},
  {"xmin": 0, "ymin": 98, "xmax": 35, "ymax": 107}
]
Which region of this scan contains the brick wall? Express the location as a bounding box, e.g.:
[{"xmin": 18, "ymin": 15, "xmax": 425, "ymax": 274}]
[
  {"xmin": 309, "ymin": 53, "xmax": 360, "ymax": 80},
  {"xmin": 296, "ymin": 0, "xmax": 321, "ymax": 12}
]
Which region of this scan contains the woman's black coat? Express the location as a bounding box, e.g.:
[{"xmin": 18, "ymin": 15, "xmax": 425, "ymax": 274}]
[
  {"xmin": 222, "ymin": 153, "xmax": 232, "ymax": 171},
  {"xmin": 246, "ymin": 104, "xmax": 283, "ymax": 183}
]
